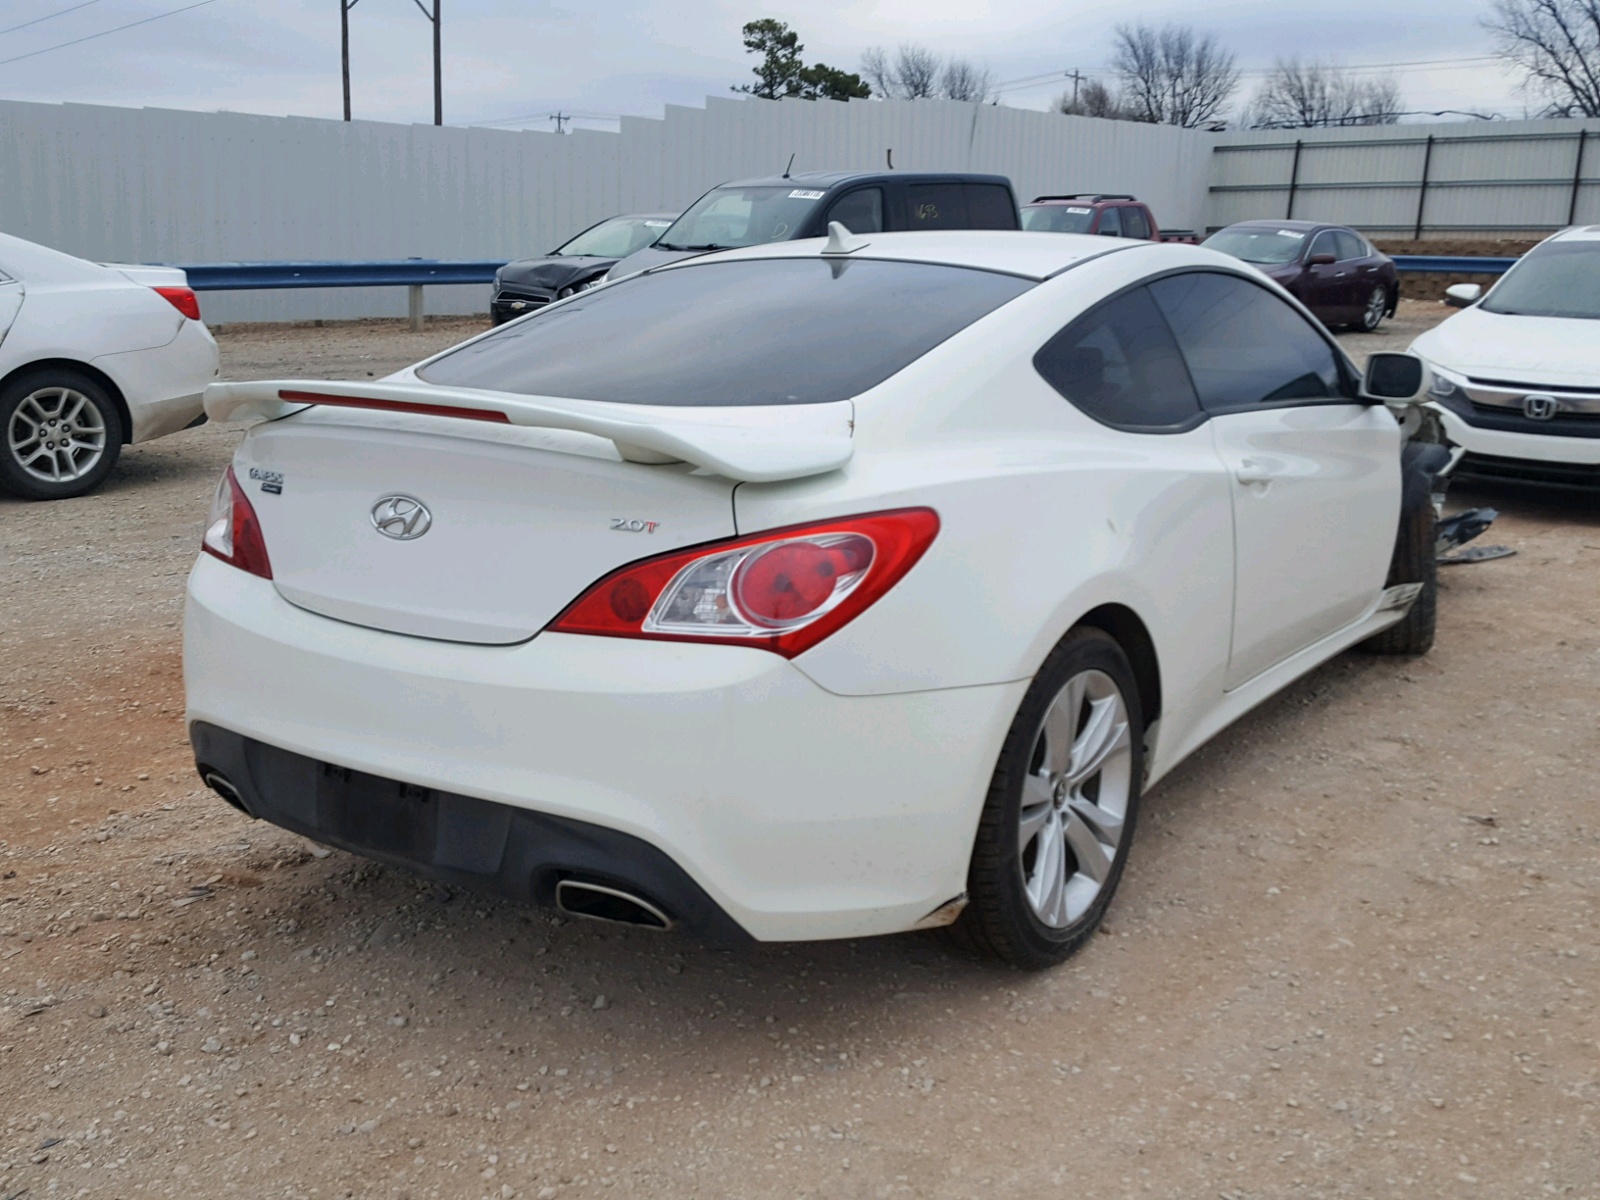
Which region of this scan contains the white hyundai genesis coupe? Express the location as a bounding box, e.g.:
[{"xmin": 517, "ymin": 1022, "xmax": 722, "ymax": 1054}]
[{"xmin": 185, "ymin": 229, "xmax": 1436, "ymax": 969}]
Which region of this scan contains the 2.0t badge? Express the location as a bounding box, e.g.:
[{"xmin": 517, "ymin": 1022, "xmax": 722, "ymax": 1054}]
[{"xmin": 371, "ymin": 495, "xmax": 433, "ymax": 540}]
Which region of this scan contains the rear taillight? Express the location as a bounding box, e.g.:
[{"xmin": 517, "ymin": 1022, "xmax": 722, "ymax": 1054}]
[
  {"xmin": 550, "ymin": 508, "xmax": 938, "ymax": 658},
  {"xmin": 201, "ymin": 467, "xmax": 273, "ymax": 580},
  {"xmin": 153, "ymin": 285, "xmax": 201, "ymax": 320}
]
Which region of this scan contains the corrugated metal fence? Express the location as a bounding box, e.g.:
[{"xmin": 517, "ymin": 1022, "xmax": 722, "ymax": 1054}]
[
  {"xmin": 0, "ymin": 95, "xmax": 1209, "ymax": 323},
  {"xmin": 1209, "ymin": 118, "xmax": 1600, "ymax": 237}
]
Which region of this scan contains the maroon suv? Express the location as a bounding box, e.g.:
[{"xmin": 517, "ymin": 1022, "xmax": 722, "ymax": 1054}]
[
  {"xmin": 1020, "ymin": 194, "xmax": 1198, "ymax": 243},
  {"xmin": 1202, "ymin": 220, "xmax": 1399, "ymax": 332}
]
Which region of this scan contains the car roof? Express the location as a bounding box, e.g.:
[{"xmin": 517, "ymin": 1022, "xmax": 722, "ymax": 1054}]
[
  {"xmin": 1025, "ymin": 195, "xmax": 1138, "ymax": 206},
  {"xmin": 1547, "ymin": 224, "xmax": 1600, "ymax": 243},
  {"xmin": 647, "ymin": 229, "xmax": 1160, "ymax": 281},
  {"xmin": 1223, "ymin": 219, "xmax": 1331, "ymax": 233},
  {"xmin": 713, "ymin": 170, "xmax": 1014, "ymax": 191}
]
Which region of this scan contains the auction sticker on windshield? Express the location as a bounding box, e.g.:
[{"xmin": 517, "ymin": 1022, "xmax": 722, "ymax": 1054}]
[
  {"xmin": 789, "ymin": 190, "xmax": 826, "ymax": 199},
  {"xmin": 1066, "ymin": 207, "xmax": 1093, "ymax": 214}
]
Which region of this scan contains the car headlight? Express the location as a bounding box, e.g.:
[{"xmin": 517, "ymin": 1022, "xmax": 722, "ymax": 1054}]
[
  {"xmin": 1427, "ymin": 372, "xmax": 1464, "ymax": 402},
  {"xmin": 578, "ymin": 276, "xmax": 605, "ymax": 292}
]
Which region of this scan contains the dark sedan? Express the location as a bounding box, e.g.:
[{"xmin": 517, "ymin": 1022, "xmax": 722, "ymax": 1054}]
[
  {"xmin": 1201, "ymin": 220, "xmax": 1398, "ymax": 332},
  {"xmin": 491, "ymin": 213, "xmax": 676, "ymax": 325}
]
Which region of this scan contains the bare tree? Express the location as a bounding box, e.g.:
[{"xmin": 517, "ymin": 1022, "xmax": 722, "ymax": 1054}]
[
  {"xmin": 1484, "ymin": 0, "xmax": 1600, "ymax": 116},
  {"xmin": 861, "ymin": 43, "xmax": 992, "ymax": 101},
  {"xmin": 1247, "ymin": 59, "xmax": 1404, "ymax": 127},
  {"xmin": 1112, "ymin": 22, "xmax": 1240, "ymax": 128},
  {"xmin": 942, "ymin": 58, "xmax": 995, "ymax": 103},
  {"xmin": 1057, "ymin": 78, "xmax": 1130, "ymax": 119}
]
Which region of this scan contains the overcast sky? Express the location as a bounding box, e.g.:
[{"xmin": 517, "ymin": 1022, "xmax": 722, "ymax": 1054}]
[{"xmin": 0, "ymin": 0, "xmax": 1533, "ymax": 131}]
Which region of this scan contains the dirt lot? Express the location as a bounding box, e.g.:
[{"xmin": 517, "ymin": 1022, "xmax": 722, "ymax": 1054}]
[{"xmin": 3, "ymin": 303, "xmax": 1599, "ymax": 1199}]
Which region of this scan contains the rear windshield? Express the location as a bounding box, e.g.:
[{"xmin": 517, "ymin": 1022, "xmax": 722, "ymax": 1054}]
[
  {"xmin": 1023, "ymin": 205, "xmax": 1096, "ymax": 234},
  {"xmin": 418, "ymin": 258, "xmax": 1034, "ymax": 406},
  {"xmin": 1480, "ymin": 241, "xmax": 1600, "ymax": 320},
  {"xmin": 1202, "ymin": 227, "xmax": 1308, "ymax": 265}
]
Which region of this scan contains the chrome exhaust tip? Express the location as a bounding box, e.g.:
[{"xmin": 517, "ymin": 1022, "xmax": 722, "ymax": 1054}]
[
  {"xmin": 554, "ymin": 879, "xmax": 673, "ymax": 931},
  {"xmin": 201, "ymin": 770, "xmax": 250, "ymax": 814}
]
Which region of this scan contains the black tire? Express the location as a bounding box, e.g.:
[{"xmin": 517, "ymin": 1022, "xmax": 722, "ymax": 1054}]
[
  {"xmin": 0, "ymin": 368, "xmax": 124, "ymax": 501},
  {"xmin": 955, "ymin": 628, "xmax": 1146, "ymax": 970},
  {"xmin": 1360, "ymin": 451, "xmax": 1438, "ymax": 656}
]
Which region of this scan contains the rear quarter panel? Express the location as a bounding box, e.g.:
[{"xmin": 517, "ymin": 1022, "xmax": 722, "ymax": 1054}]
[{"xmin": 735, "ymin": 248, "xmax": 1239, "ymax": 772}]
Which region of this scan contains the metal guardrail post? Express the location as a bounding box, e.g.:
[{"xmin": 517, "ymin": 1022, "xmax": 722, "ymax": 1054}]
[{"xmin": 408, "ymin": 284, "xmax": 424, "ymax": 332}]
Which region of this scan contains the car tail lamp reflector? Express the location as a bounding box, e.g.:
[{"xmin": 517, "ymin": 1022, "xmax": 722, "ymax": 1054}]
[
  {"xmin": 153, "ymin": 286, "xmax": 202, "ymax": 320},
  {"xmin": 201, "ymin": 466, "xmax": 273, "ymax": 580},
  {"xmin": 550, "ymin": 508, "xmax": 939, "ymax": 658}
]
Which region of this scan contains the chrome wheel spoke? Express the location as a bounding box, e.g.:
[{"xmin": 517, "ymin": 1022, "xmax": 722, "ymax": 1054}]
[
  {"xmin": 1063, "ymin": 806, "xmax": 1113, "ymax": 884},
  {"xmin": 1026, "ymin": 813, "xmax": 1067, "ymax": 921},
  {"xmin": 1040, "ymin": 675, "xmax": 1085, "ymax": 775},
  {"xmin": 1067, "ymin": 796, "xmax": 1123, "ymax": 847},
  {"xmin": 1067, "ymin": 697, "xmax": 1129, "ymax": 786},
  {"xmin": 1019, "ymin": 776, "xmax": 1055, "ymax": 843}
]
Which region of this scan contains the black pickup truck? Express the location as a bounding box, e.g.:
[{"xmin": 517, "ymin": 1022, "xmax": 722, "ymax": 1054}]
[{"xmin": 604, "ymin": 170, "xmax": 1021, "ymax": 282}]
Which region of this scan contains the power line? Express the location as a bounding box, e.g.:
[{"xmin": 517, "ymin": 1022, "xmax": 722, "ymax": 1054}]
[
  {"xmin": 0, "ymin": 0, "xmax": 104, "ymax": 38},
  {"xmin": 993, "ymin": 54, "xmax": 1507, "ymax": 96},
  {"xmin": 0, "ymin": 0, "xmax": 216, "ymax": 67}
]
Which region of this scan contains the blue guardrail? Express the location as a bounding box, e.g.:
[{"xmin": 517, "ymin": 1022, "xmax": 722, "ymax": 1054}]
[{"xmin": 166, "ymin": 254, "xmax": 1518, "ymax": 292}]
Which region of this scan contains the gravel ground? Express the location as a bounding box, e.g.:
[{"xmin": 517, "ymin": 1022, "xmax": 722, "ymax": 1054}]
[{"xmin": 3, "ymin": 302, "xmax": 1599, "ymax": 1199}]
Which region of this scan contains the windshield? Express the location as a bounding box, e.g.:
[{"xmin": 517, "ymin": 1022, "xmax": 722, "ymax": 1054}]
[
  {"xmin": 1480, "ymin": 241, "xmax": 1600, "ymax": 320},
  {"xmin": 655, "ymin": 185, "xmax": 826, "ymax": 250},
  {"xmin": 554, "ymin": 216, "xmax": 672, "ymax": 259},
  {"xmin": 1022, "ymin": 205, "xmax": 1096, "ymax": 234},
  {"xmin": 418, "ymin": 258, "xmax": 1034, "ymax": 406},
  {"xmin": 1202, "ymin": 227, "xmax": 1309, "ymax": 265}
]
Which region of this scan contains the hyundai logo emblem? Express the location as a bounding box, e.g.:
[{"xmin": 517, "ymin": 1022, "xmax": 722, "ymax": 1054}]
[
  {"xmin": 371, "ymin": 495, "xmax": 433, "ymax": 540},
  {"xmin": 1523, "ymin": 394, "xmax": 1561, "ymax": 421}
]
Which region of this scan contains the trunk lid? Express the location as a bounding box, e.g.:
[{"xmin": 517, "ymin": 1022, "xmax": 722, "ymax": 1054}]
[{"xmin": 237, "ymin": 409, "xmax": 740, "ymax": 644}]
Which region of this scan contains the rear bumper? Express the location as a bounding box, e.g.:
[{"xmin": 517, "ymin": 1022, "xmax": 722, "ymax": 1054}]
[
  {"xmin": 190, "ymin": 722, "xmax": 752, "ymax": 944},
  {"xmin": 96, "ymin": 317, "xmax": 220, "ymax": 443},
  {"xmin": 183, "ymin": 554, "xmax": 1023, "ymax": 942}
]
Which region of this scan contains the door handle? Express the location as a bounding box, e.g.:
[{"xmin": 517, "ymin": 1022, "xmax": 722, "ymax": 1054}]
[{"xmin": 1234, "ymin": 458, "xmax": 1276, "ymax": 485}]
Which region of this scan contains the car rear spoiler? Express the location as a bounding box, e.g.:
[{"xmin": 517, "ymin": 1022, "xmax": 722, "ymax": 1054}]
[{"xmin": 204, "ymin": 380, "xmax": 854, "ymax": 484}]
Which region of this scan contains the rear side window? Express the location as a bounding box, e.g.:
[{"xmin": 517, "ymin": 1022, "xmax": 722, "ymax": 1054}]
[
  {"xmin": 907, "ymin": 184, "xmax": 965, "ymax": 230},
  {"xmin": 1098, "ymin": 207, "xmax": 1122, "ymax": 237},
  {"xmin": 1121, "ymin": 207, "xmax": 1151, "ymax": 240},
  {"xmin": 827, "ymin": 188, "xmax": 884, "ymax": 234},
  {"xmin": 1149, "ymin": 272, "xmax": 1348, "ymax": 411},
  {"xmin": 1034, "ymin": 285, "xmax": 1201, "ymax": 432},
  {"xmin": 419, "ymin": 258, "xmax": 1033, "ymax": 407},
  {"xmin": 1333, "ymin": 230, "xmax": 1367, "ymax": 261},
  {"xmin": 966, "ymin": 185, "xmax": 1019, "ymax": 230}
]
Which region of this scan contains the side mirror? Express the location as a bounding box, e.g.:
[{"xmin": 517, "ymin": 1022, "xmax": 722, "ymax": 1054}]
[
  {"xmin": 1361, "ymin": 352, "xmax": 1427, "ymax": 405},
  {"xmin": 1444, "ymin": 283, "xmax": 1482, "ymax": 308},
  {"xmin": 1306, "ymin": 253, "xmax": 1337, "ymax": 266}
]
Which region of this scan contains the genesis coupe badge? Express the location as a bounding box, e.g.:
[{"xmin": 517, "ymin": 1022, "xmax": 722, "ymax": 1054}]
[{"xmin": 371, "ymin": 495, "xmax": 432, "ymax": 540}]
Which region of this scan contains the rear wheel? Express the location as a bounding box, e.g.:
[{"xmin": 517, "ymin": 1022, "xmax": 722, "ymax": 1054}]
[
  {"xmin": 956, "ymin": 628, "xmax": 1145, "ymax": 969},
  {"xmin": 0, "ymin": 369, "xmax": 124, "ymax": 500},
  {"xmin": 1357, "ymin": 285, "xmax": 1387, "ymax": 332}
]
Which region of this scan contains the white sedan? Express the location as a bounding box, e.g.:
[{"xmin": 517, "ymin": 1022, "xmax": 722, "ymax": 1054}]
[
  {"xmin": 0, "ymin": 231, "xmax": 219, "ymax": 500},
  {"xmin": 1413, "ymin": 224, "xmax": 1600, "ymax": 489},
  {"xmin": 184, "ymin": 229, "xmax": 1434, "ymax": 969}
]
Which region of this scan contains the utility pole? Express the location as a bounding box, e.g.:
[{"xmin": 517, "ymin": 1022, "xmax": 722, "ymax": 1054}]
[
  {"xmin": 1065, "ymin": 69, "xmax": 1083, "ymax": 107},
  {"xmin": 340, "ymin": 0, "xmax": 360, "ymax": 121},
  {"xmin": 415, "ymin": 0, "xmax": 440, "ymax": 126},
  {"xmin": 550, "ymin": 112, "xmax": 570, "ymax": 134}
]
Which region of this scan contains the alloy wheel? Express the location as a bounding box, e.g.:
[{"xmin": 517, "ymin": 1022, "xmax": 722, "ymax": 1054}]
[
  {"xmin": 1363, "ymin": 286, "xmax": 1386, "ymax": 331},
  {"xmin": 7, "ymin": 386, "xmax": 107, "ymax": 484},
  {"xmin": 1017, "ymin": 668, "xmax": 1133, "ymax": 928}
]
